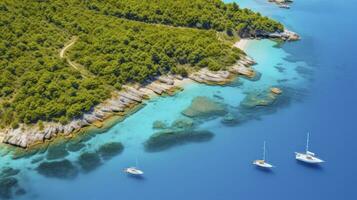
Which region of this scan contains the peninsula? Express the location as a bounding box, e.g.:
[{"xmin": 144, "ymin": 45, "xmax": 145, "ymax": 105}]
[{"xmin": 0, "ymin": 0, "xmax": 298, "ymax": 148}]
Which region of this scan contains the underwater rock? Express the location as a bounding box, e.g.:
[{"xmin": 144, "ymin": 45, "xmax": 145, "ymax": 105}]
[
  {"xmin": 275, "ymin": 65, "xmax": 286, "ymax": 73},
  {"xmin": 271, "ymin": 87, "xmax": 283, "ymax": 95},
  {"xmin": 171, "ymin": 118, "xmax": 194, "ymax": 130},
  {"xmin": 144, "ymin": 129, "xmax": 214, "ymax": 152},
  {"xmin": 78, "ymin": 133, "xmax": 95, "ymax": 142},
  {"xmin": 295, "ymin": 66, "xmax": 314, "ymax": 80},
  {"xmin": 242, "ymin": 71, "xmax": 262, "ymax": 82},
  {"xmin": 15, "ymin": 188, "xmax": 26, "ymax": 196},
  {"xmin": 98, "ymin": 142, "xmax": 124, "ymax": 160},
  {"xmin": 240, "ymin": 90, "xmax": 278, "ymax": 108},
  {"xmin": 152, "ymin": 120, "xmax": 168, "ymax": 129},
  {"xmin": 0, "ymin": 177, "xmax": 19, "ymax": 199},
  {"xmin": 12, "ymin": 148, "xmax": 40, "ymax": 160},
  {"xmin": 36, "ymin": 159, "xmax": 78, "ymax": 179},
  {"xmin": 46, "ymin": 144, "xmax": 69, "ymax": 160},
  {"xmin": 213, "ymin": 94, "xmax": 224, "ymax": 100},
  {"xmin": 182, "ymin": 96, "xmax": 227, "ymax": 118},
  {"xmin": 277, "ymin": 79, "xmax": 289, "ymax": 83},
  {"xmin": 221, "ymin": 113, "xmax": 239, "ymax": 125},
  {"xmin": 66, "ymin": 141, "xmax": 86, "ymax": 152},
  {"xmin": 31, "ymin": 156, "xmax": 44, "ymax": 164},
  {"xmin": 0, "ymin": 167, "xmax": 20, "ymax": 179},
  {"xmin": 77, "ymin": 152, "xmax": 102, "ymax": 172}
]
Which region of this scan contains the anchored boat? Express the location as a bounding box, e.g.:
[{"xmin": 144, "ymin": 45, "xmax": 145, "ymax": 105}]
[
  {"xmin": 253, "ymin": 141, "xmax": 274, "ymax": 168},
  {"xmin": 295, "ymin": 133, "xmax": 324, "ymax": 164},
  {"xmin": 124, "ymin": 158, "xmax": 144, "ymax": 175},
  {"xmin": 124, "ymin": 167, "xmax": 144, "ymax": 175},
  {"xmin": 279, "ymin": 4, "xmax": 290, "ymax": 9}
]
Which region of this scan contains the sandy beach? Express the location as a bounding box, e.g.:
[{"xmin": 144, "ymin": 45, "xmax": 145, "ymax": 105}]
[{"xmin": 234, "ymin": 39, "xmax": 250, "ymax": 50}]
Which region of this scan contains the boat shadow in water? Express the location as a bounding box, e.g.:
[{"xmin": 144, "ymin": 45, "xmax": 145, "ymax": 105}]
[
  {"xmin": 126, "ymin": 174, "xmax": 146, "ymax": 180},
  {"xmin": 254, "ymin": 166, "xmax": 275, "ymax": 174},
  {"xmin": 296, "ymin": 160, "xmax": 324, "ymax": 170}
]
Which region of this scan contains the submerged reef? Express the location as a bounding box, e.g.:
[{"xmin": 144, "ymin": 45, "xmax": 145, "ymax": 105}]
[
  {"xmin": 66, "ymin": 141, "xmax": 86, "ymax": 152},
  {"xmin": 182, "ymin": 96, "xmax": 227, "ymax": 118},
  {"xmin": 0, "ymin": 167, "xmax": 25, "ymax": 199},
  {"xmin": 0, "ymin": 177, "xmax": 19, "ymax": 199},
  {"xmin": 240, "ymin": 89, "xmax": 279, "ymax": 108},
  {"xmin": 144, "ymin": 129, "xmax": 214, "ymax": 152},
  {"xmin": 0, "ymin": 168, "xmax": 20, "ymax": 179},
  {"xmin": 235, "ymin": 86, "xmax": 309, "ymax": 124},
  {"xmin": 171, "ymin": 118, "xmax": 194, "ymax": 130},
  {"xmin": 221, "ymin": 113, "xmax": 240, "ymax": 126},
  {"xmin": 77, "ymin": 152, "xmax": 102, "ymax": 173},
  {"xmin": 36, "ymin": 159, "xmax": 78, "ymax": 179},
  {"xmin": 152, "ymin": 121, "xmax": 169, "ymax": 129},
  {"xmin": 97, "ymin": 142, "xmax": 124, "ymax": 160},
  {"xmin": 46, "ymin": 144, "xmax": 69, "ymax": 160},
  {"xmin": 152, "ymin": 118, "xmax": 194, "ymax": 131}
]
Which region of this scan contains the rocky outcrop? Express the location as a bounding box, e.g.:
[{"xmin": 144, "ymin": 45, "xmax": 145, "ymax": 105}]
[
  {"xmin": 189, "ymin": 56, "xmax": 257, "ymax": 84},
  {"xmin": 158, "ymin": 76, "xmax": 174, "ymax": 85},
  {"xmin": 268, "ymin": 0, "xmax": 293, "ymax": 9},
  {"xmin": 271, "ymin": 87, "xmax": 283, "ymax": 95},
  {"xmin": 230, "ymin": 64, "xmax": 255, "ymax": 77},
  {"xmin": 189, "ymin": 69, "xmax": 232, "ymax": 84},
  {"xmin": 268, "ymin": 30, "xmax": 300, "ymax": 41},
  {"xmin": 145, "ymin": 84, "xmax": 165, "ymax": 94},
  {"xmin": 123, "ymin": 86, "xmax": 148, "ymax": 98}
]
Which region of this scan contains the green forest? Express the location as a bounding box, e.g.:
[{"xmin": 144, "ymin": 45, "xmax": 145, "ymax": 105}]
[{"xmin": 0, "ymin": 0, "xmax": 283, "ymax": 128}]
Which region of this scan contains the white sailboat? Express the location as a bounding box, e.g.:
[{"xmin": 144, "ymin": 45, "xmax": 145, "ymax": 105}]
[
  {"xmin": 253, "ymin": 141, "xmax": 274, "ymax": 168},
  {"xmin": 295, "ymin": 132, "xmax": 324, "ymax": 164},
  {"xmin": 124, "ymin": 158, "xmax": 144, "ymax": 175}
]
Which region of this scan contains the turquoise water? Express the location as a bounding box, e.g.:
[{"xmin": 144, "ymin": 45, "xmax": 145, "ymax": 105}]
[{"xmin": 2, "ymin": 0, "xmax": 357, "ymax": 199}]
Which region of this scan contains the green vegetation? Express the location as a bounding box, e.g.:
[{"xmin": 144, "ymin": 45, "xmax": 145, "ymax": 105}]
[
  {"xmin": 0, "ymin": 0, "xmax": 283, "ymax": 127},
  {"xmin": 87, "ymin": 0, "xmax": 284, "ymax": 35}
]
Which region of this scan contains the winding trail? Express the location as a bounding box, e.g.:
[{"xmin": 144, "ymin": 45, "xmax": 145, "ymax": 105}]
[
  {"xmin": 60, "ymin": 36, "xmax": 93, "ymax": 78},
  {"xmin": 60, "ymin": 36, "xmax": 78, "ymax": 59}
]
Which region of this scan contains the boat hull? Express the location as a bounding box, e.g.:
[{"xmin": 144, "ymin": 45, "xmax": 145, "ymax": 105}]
[
  {"xmin": 253, "ymin": 160, "xmax": 273, "ymax": 168},
  {"xmin": 124, "ymin": 167, "xmax": 144, "ymax": 175},
  {"xmin": 295, "ymin": 152, "xmax": 324, "ymax": 164}
]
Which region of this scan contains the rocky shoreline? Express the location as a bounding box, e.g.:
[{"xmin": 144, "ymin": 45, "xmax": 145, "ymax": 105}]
[
  {"xmin": 268, "ymin": 0, "xmax": 294, "ymax": 9},
  {"xmin": 0, "ymin": 52, "xmax": 257, "ymax": 149},
  {"xmin": 268, "ymin": 29, "xmax": 300, "ymax": 41}
]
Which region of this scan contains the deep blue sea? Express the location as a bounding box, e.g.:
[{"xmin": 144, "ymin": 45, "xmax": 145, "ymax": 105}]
[{"xmin": 1, "ymin": 0, "xmax": 357, "ymax": 199}]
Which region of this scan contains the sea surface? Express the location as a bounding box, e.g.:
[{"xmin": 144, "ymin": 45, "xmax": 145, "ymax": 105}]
[{"xmin": 1, "ymin": 0, "xmax": 357, "ymax": 199}]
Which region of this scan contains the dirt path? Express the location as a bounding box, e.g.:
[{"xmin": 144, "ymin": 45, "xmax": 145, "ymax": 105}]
[
  {"xmin": 60, "ymin": 37, "xmax": 94, "ymax": 78},
  {"xmin": 60, "ymin": 36, "xmax": 78, "ymax": 59}
]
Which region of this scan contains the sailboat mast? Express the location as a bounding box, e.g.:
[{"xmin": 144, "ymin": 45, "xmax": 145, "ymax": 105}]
[
  {"xmin": 306, "ymin": 132, "xmax": 310, "ymax": 153},
  {"xmin": 263, "ymin": 141, "xmax": 266, "ymax": 161}
]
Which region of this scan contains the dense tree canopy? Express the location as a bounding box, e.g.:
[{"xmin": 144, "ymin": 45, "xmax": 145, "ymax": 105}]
[
  {"xmin": 86, "ymin": 0, "xmax": 284, "ymax": 35},
  {"xmin": 0, "ymin": 0, "xmax": 283, "ymax": 127}
]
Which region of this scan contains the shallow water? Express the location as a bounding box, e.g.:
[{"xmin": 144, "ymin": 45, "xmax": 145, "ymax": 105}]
[{"xmin": 1, "ymin": 0, "xmax": 357, "ymax": 199}]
